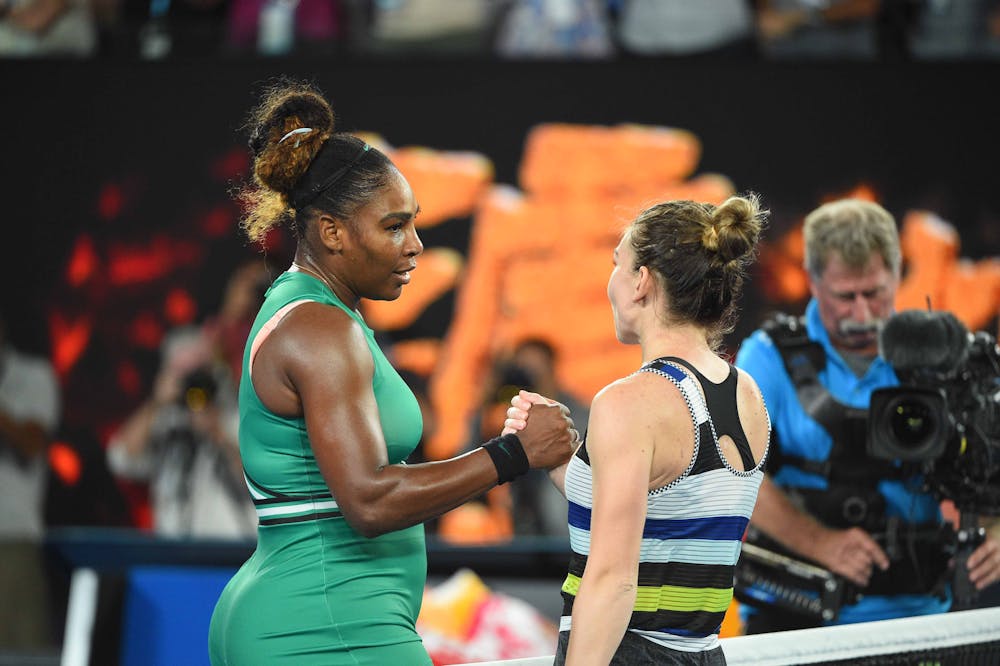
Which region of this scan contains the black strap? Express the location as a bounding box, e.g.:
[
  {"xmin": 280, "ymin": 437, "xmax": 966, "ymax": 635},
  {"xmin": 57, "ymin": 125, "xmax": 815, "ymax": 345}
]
[
  {"xmin": 763, "ymin": 314, "xmax": 897, "ymax": 486},
  {"xmin": 763, "ymin": 314, "xmax": 840, "ymax": 437},
  {"xmin": 659, "ymin": 356, "xmax": 758, "ymax": 471}
]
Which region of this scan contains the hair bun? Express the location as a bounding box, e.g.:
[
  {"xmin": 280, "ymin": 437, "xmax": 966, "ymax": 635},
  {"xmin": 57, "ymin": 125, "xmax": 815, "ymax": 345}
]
[
  {"xmin": 248, "ymin": 82, "xmax": 336, "ymax": 194},
  {"xmin": 707, "ymin": 194, "xmax": 766, "ymax": 265}
]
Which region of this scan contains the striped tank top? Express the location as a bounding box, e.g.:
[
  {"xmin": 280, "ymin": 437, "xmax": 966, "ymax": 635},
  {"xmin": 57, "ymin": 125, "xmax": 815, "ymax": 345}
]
[{"xmin": 560, "ymin": 356, "xmax": 769, "ymax": 653}]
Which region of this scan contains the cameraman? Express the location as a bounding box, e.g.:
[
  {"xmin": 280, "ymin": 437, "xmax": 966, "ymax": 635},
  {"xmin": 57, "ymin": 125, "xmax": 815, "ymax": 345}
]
[
  {"xmin": 107, "ymin": 328, "xmax": 255, "ymax": 538},
  {"xmin": 735, "ymin": 199, "xmax": 1000, "ymax": 632}
]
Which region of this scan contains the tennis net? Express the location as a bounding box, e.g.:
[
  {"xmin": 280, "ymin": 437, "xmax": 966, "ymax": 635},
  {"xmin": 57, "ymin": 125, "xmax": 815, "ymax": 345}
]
[
  {"xmin": 721, "ymin": 606, "xmax": 1000, "ymax": 665},
  {"xmin": 454, "ymin": 607, "xmax": 1000, "ymax": 666}
]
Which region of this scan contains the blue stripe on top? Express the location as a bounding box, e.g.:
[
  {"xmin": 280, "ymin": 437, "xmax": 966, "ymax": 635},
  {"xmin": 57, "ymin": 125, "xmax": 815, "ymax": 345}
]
[
  {"xmin": 653, "ymin": 360, "xmax": 688, "ymax": 382},
  {"xmin": 643, "ymin": 515, "xmax": 749, "ymax": 541},
  {"xmin": 647, "ymin": 627, "xmax": 716, "ymax": 639},
  {"xmin": 569, "ymin": 501, "xmax": 748, "ymax": 541}
]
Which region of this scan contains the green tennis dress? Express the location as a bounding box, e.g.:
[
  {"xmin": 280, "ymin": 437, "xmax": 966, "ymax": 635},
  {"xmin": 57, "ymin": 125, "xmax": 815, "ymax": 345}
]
[{"xmin": 208, "ymin": 271, "xmax": 430, "ymax": 665}]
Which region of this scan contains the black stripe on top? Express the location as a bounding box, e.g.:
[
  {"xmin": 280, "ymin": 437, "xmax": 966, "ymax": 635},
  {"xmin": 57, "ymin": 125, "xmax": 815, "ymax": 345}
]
[
  {"xmin": 630, "ymin": 608, "xmax": 726, "ymax": 636},
  {"xmin": 244, "ymin": 467, "xmax": 333, "ymax": 505},
  {"xmin": 565, "ymin": 553, "xmax": 735, "ymax": 590},
  {"xmin": 258, "ymin": 510, "xmax": 343, "ymax": 526}
]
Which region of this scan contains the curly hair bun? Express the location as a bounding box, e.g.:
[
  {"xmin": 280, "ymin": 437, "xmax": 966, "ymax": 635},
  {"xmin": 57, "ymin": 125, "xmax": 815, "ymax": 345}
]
[
  {"xmin": 247, "ymin": 81, "xmax": 336, "ymax": 195},
  {"xmin": 705, "ymin": 194, "xmax": 766, "ymax": 265}
]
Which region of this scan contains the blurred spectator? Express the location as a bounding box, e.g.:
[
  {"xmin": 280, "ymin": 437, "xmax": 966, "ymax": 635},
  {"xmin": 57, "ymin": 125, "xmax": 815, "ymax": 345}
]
[
  {"xmin": 0, "ymin": 0, "xmax": 96, "ymax": 56},
  {"xmin": 910, "ymin": 0, "xmax": 1000, "ymax": 59},
  {"xmin": 506, "ymin": 338, "xmax": 585, "ymax": 536},
  {"xmin": 106, "ymin": 343, "xmax": 254, "ymax": 538},
  {"xmin": 226, "ymin": 0, "xmax": 346, "ymax": 56},
  {"xmin": 494, "ymin": 0, "xmax": 614, "ymax": 59},
  {"xmin": 105, "ymin": 261, "xmax": 268, "ymax": 539},
  {"xmin": 445, "ymin": 338, "xmax": 589, "ymax": 540},
  {"xmin": 95, "ymin": 0, "xmax": 336, "ymax": 58},
  {"xmin": 467, "ymin": 354, "xmax": 538, "ymax": 457},
  {"xmin": 89, "ymin": 0, "xmax": 230, "ymax": 58},
  {"xmin": 611, "ymin": 0, "xmax": 756, "ymax": 58},
  {"xmin": 356, "ymin": 0, "xmax": 494, "ymax": 55},
  {"xmin": 0, "ymin": 307, "xmax": 61, "ymax": 650},
  {"xmin": 756, "ymin": 0, "xmax": 882, "ymax": 60},
  {"xmin": 436, "ymin": 354, "xmax": 531, "ymax": 544},
  {"xmin": 509, "ymin": 339, "xmax": 588, "ymax": 425}
]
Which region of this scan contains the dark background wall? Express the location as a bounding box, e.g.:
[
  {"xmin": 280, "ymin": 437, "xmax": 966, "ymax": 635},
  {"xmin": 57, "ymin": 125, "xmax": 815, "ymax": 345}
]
[
  {"xmin": 2, "ymin": 58, "xmax": 998, "ymax": 431},
  {"xmin": 6, "ymin": 59, "xmax": 999, "ymax": 261}
]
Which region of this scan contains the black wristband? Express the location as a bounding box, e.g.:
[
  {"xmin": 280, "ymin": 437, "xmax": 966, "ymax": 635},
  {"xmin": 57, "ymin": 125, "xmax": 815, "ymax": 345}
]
[{"xmin": 482, "ymin": 433, "xmax": 530, "ymax": 485}]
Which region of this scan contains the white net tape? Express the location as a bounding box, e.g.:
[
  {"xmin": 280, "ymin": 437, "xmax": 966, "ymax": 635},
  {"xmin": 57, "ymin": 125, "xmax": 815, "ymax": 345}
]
[{"xmin": 452, "ymin": 607, "xmax": 1000, "ymax": 666}]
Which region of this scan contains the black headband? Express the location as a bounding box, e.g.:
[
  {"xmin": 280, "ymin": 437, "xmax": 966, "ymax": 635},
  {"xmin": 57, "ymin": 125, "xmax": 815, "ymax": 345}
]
[{"xmin": 290, "ymin": 142, "xmax": 371, "ymax": 210}]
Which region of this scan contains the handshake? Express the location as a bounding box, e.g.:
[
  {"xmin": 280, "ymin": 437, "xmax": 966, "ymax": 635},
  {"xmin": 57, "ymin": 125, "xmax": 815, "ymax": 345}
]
[{"xmin": 493, "ymin": 390, "xmax": 581, "ymax": 476}]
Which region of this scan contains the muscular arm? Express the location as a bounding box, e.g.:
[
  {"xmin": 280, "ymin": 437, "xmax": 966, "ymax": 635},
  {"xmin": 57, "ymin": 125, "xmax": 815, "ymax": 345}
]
[{"xmin": 267, "ymin": 304, "xmax": 571, "ymax": 538}]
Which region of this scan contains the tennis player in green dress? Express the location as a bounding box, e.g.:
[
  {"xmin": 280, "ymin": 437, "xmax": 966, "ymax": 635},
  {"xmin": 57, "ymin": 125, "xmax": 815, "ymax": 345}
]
[{"xmin": 208, "ymin": 81, "xmax": 577, "ymax": 665}]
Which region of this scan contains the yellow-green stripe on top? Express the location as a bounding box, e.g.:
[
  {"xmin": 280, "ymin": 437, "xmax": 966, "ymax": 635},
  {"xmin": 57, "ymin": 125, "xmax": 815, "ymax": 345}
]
[
  {"xmin": 562, "ymin": 573, "xmax": 733, "ymax": 614},
  {"xmin": 635, "ymin": 584, "xmax": 733, "ymax": 614}
]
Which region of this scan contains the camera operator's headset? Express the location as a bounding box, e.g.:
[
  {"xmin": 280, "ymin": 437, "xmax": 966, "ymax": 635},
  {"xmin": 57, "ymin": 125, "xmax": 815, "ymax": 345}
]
[{"xmin": 738, "ymin": 313, "xmax": 951, "ymax": 613}]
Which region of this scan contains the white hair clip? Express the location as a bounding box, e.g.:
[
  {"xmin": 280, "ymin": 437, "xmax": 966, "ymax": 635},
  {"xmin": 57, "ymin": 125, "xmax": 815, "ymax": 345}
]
[{"xmin": 279, "ymin": 127, "xmax": 314, "ymax": 148}]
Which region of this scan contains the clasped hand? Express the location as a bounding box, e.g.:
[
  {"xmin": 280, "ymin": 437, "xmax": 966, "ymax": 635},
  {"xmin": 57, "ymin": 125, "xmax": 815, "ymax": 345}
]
[{"xmin": 503, "ymin": 391, "xmax": 577, "ymax": 440}]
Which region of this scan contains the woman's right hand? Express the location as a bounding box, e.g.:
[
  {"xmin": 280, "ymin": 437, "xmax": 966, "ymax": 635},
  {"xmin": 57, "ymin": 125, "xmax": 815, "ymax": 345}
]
[
  {"xmin": 506, "ymin": 390, "xmax": 578, "ymax": 469},
  {"xmin": 501, "ymin": 390, "xmax": 536, "ymax": 435}
]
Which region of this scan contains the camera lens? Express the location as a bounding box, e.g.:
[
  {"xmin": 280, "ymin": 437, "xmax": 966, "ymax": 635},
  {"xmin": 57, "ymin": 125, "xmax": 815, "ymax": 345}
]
[
  {"xmin": 889, "ymin": 400, "xmax": 935, "ymax": 449},
  {"xmin": 868, "ymin": 386, "xmax": 948, "ymax": 462}
]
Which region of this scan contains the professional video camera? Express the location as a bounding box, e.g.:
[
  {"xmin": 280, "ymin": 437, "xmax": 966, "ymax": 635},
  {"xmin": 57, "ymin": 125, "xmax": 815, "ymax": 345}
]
[
  {"xmin": 868, "ymin": 309, "xmax": 1000, "ymax": 516},
  {"xmin": 865, "ymin": 309, "xmax": 1000, "ymax": 610},
  {"xmin": 736, "ymin": 309, "xmax": 1000, "ymax": 619}
]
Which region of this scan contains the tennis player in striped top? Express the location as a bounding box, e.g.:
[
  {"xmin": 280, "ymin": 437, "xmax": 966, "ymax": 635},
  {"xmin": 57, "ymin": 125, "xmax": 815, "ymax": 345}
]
[{"xmin": 506, "ymin": 195, "xmax": 771, "ymax": 664}]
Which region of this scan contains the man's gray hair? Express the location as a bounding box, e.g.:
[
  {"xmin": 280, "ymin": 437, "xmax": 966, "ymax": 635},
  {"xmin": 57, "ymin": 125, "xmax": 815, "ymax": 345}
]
[{"xmin": 803, "ymin": 199, "xmax": 901, "ymax": 279}]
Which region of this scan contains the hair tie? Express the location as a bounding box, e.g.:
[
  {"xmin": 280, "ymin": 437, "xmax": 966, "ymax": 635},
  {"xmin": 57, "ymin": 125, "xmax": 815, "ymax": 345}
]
[{"xmin": 279, "ymin": 127, "xmax": 314, "ymax": 148}]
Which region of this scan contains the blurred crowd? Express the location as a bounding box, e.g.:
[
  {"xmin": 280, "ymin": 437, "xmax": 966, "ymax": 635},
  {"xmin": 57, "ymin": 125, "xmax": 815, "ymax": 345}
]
[
  {"xmin": 1, "ymin": 0, "xmax": 999, "ymax": 60},
  {"xmin": 2, "ymin": 2, "xmax": 999, "ymax": 659}
]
